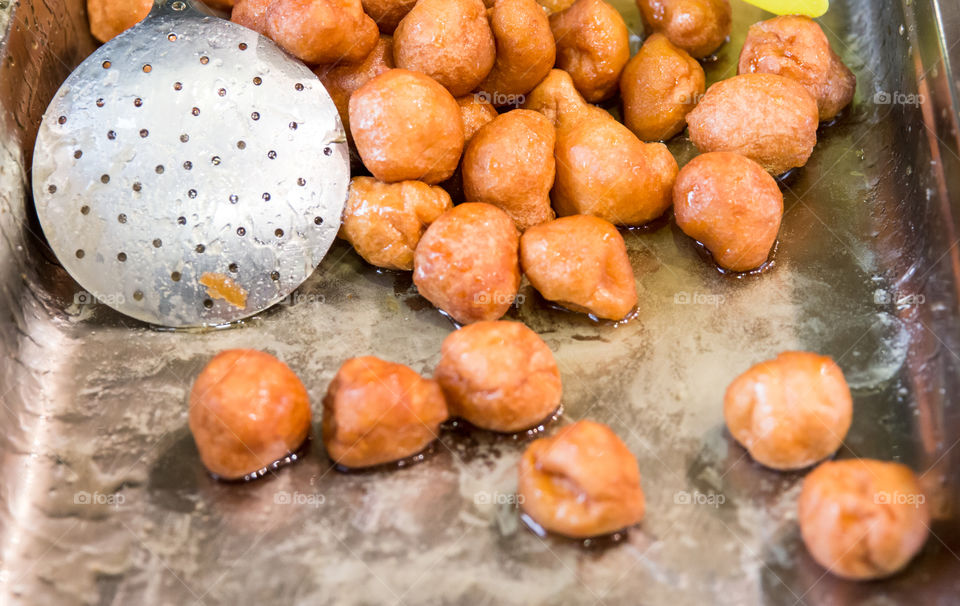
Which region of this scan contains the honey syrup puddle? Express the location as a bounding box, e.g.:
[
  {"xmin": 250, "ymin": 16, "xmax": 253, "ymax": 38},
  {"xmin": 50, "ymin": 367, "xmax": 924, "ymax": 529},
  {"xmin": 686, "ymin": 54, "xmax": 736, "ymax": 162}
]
[
  {"xmin": 519, "ymin": 512, "xmax": 631, "ymax": 551},
  {"xmin": 691, "ymin": 239, "xmax": 780, "ymax": 278},
  {"xmin": 331, "ymin": 441, "xmax": 439, "ymax": 475},
  {"xmin": 211, "ymin": 436, "xmax": 313, "ymax": 483}
]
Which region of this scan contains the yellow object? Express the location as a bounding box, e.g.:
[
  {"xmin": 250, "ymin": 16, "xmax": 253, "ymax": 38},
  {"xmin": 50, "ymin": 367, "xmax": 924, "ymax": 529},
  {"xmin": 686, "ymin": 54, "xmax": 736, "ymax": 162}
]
[{"xmin": 740, "ymin": 0, "xmax": 829, "ymax": 17}]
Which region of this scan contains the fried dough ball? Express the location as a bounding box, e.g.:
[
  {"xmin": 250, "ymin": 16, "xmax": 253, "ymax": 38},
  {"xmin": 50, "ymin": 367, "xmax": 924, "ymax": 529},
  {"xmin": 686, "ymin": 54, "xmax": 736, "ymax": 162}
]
[
  {"xmin": 322, "ymin": 356, "xmax": 448, "ymax": 469},
  {"xmin": 316, "ymin": 36, "xmax": 394, "ymax": 142},
  {"xmin": 361, "ymin": 0, "xmax": 416, "ymax": 33},
  {"xmin": 739, "ymin": 16, "xmax": 856, "ymax": 121},
  {"xmin": 230, "ymin": 0, "xmax": 272, "ymax": 33},
  {"xmin": 636, "ymin": 0, "xmax": 731, "ymax": 59},
  {"xmin": 458, "ymin": 95, "xmax": 499, "ymax": 142},
  {"xmin": 555, "ymin": 112, "xmax": 678, "ymax": 226},
  {"xmin": 518, "ymin": 420, "xmax": 645, "ymax": 538},
  {"xmin": 521, "ymin": 215, "xmax": 637, "ymax": 320},
  {"xmin": 479, "ymin": 0, "xmax": 556, "ymax": 101},
  {"xmin": 189, "ymin": 350, "xmax": 311, "ymax": 480},
  {"xmin": 341, "ymin": 177, "xmax": 453, "ymax": 271},
  {"xmin": 621, "ymin": 33, "xmax": 705, "ymax": 141},
  {"xmin": 265, "ymin": 0, "xmax": 379, "ymax": 66},
  {"xmin": 724, "ymin": 351, "xmax": 853, "ymax": 470},
  {"xmin": 799, "ymin": 459, "xmax": 930, "ymax": 580},
  {"xmin": 463, "ymin": 110, "xmax": 556, "ymax": 231},
  {"xmin": 687, "ymin": 73, "xmax": 819, "ymax": 175},
  {"xmin": 521, "ymin": 68, "xmax": 593, "ymax": 127},
  {"xmin": 413, "ymin": 203, "xmax": 521, "ymax": 324},
  {"xmin": 350, "ymin": 69, "xmax": 465, "ymax": 184},
  {"xmin": 435, "ymin": 321, "xmax": 562, "ymax": 432},
  {"xmin": 523, "ymin": 70, "xmax": 678, "ymax": 226},
  {"xmin": 673, "ymin": 152, "xmax": 782, "ymax": 272},
  {"xmin": 549, "ymin": 0, "xmax": 630, "ymax": 103},
  {"xmin": 393, "ymin": 0, "xmax": 496, "ymax": 97},
  {"xmin": 87, "ymin": 0, "xmax": 151, "ymax": 43}
]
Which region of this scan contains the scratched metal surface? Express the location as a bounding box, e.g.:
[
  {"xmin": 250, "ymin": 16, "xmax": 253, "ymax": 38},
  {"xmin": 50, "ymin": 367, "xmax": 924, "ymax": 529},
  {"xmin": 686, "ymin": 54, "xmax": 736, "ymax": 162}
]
[{"xmin": 0, "ymin": 0, "xmax": 959, "ymax": 604}]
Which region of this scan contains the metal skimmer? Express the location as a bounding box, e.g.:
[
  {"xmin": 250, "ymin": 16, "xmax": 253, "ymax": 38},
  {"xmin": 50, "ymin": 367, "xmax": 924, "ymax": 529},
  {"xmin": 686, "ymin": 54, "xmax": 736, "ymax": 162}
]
[{"xmin": 31, "ymin": 0, "xmax": 349, "ymax": 327}]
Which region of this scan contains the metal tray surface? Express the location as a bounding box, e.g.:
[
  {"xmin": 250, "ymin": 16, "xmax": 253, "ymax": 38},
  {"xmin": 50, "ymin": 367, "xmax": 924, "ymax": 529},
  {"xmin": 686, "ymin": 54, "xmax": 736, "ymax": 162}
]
[{"xmin": 0, "ymin": 0, "xmax": 959, "ymax": 604}]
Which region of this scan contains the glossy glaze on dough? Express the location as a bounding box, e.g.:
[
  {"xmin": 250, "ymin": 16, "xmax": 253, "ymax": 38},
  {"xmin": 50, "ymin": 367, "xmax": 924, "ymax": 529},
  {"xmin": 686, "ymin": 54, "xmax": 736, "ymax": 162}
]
[
  {"xmin": 265, "ymin": 0, "xmax": 379, "ymax": 66},
  {"xmin": 635, "ymin": 0, "xmax": 731, "ymax": 58},
  {"xmin": 393, "ymin": 0, "xmax": 496, "ymax": 96},
  {"xmin": 457, "ymin": 95, "xmax": 499, "ymax": 142},
  {"xmin": 522, "ymin": 70, "xmax": 678, "ymax": 226},
  {"xmin": 479, "ymin": 0, "xmax": 556, "ymax": 101},
  {"xmin": 361, "ymin": 0, "xmax": 417, "ymax": 33},
  {"xmin": 87, "ymin": 0, "xmax": 152, "ymax": 42},
  {"xmin": 316, "ymin": 36, "xmax": 394, "ymax": 142},
  {"xmin": 520, "ymin": 215, "xmax": 637, "ymax": 321}
]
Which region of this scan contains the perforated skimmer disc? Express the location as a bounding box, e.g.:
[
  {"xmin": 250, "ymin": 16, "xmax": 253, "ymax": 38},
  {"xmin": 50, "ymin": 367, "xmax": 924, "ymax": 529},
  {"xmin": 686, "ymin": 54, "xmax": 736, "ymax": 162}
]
[{"xmin": 32, "ymin": 0, "xmax": 349, "ymax": 327}]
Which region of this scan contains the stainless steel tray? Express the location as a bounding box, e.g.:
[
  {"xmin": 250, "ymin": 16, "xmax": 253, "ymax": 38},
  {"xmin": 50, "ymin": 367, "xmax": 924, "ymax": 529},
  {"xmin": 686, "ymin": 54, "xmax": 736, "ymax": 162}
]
[{"xmin": 1, "ymin": 0, "xmax": 959, "ymax": 604}]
